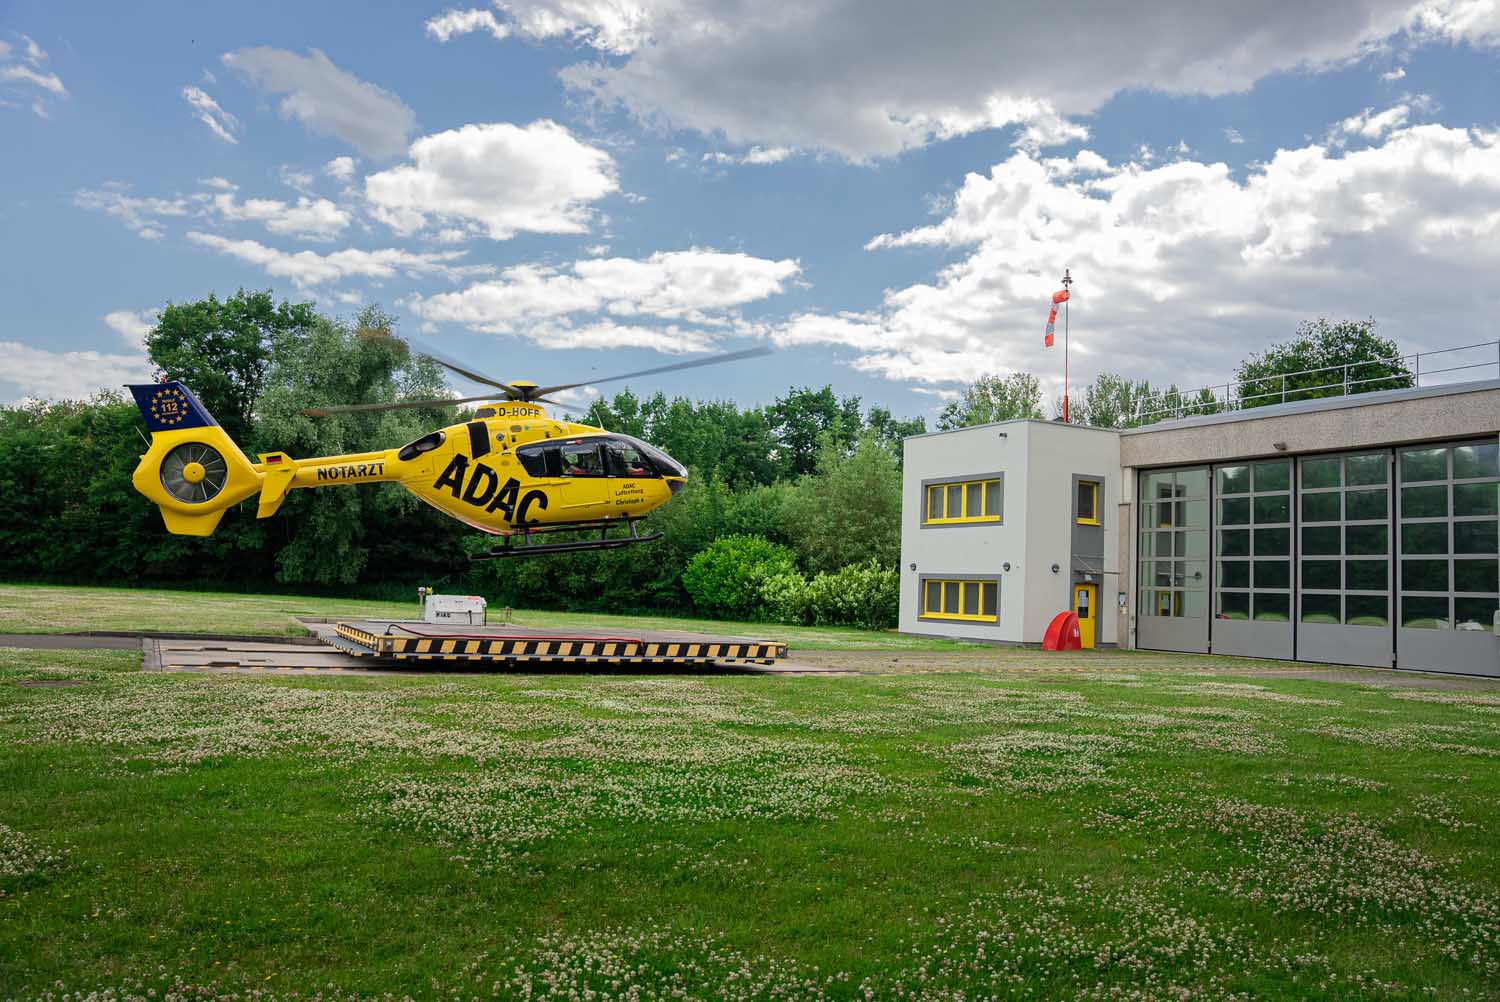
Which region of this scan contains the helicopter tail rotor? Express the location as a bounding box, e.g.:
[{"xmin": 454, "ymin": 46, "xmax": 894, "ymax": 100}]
[{"xmin": 126, "ymin": 382, "xmax": 265, "ymax": 536}]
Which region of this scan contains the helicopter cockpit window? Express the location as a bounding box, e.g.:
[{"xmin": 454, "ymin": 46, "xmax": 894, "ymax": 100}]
[
  {"xmin": 559, "ymin": 441, "xmax": 605, "ymax": 477},
  {"xmin": 515, "ymin": 443, "xmax": 551, "ymax": 478},
  {"xmin": 606, "ymin": 439, "xmax": 659, "ymax": 478},
  {"xmin": 397, "ymin": 430, "xmax": 445, "ymax": 463}
]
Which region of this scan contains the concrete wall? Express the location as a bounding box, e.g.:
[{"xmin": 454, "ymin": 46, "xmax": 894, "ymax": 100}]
[
  {"xmin": 1022, "ymin": 423, "xmax": 1122, "ymax": 645},
  {"xmin": 1120, "ymin": 381, "xmax": 1500, "ymax": 469},
  {"xmin": 900, "ymin": 423, "xmax": 1031, "ymax": 642}
]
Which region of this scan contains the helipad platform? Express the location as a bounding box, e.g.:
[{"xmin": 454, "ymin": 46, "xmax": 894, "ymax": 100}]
[{"xmin": 330, "ymin": 620, "xmax": 789, "ymax": 667}]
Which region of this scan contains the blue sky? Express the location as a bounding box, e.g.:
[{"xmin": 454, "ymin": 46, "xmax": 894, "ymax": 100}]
[{"xmin": 3, "ymin": 0, "xmax": 1499, "ymax": 418}]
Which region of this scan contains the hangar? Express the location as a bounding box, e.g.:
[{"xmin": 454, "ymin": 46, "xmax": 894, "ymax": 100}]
[{"xmin": 899, "ymin": 376, "xmax": 1500, "ymax": 677}]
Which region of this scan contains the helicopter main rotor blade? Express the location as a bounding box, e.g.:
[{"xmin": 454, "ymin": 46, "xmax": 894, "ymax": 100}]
[
  {"xmin": 303, "ymin": 393, "xmax": 498, "ymax": 417},
  {"xmin": 529, "ymin": 346, "xmax": 772, "ymax": 399},
  {"xmin": 362, "ymin": 328, "xmax": 522, "ymax": 397},
  {"xmin": 532, "ymin": 396, "xmax": 587, "ymax": 416}
]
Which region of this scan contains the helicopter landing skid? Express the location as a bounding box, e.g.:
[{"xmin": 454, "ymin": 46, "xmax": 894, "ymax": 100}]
[{"xmin": 470, "ymin": 518, "xmax": 663, "ymax": 560}]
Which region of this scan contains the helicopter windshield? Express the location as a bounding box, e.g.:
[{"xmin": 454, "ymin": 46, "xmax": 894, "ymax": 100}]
[{"xmin": 613, "ymin": 434, "xmax": 686, "ymax": 479}]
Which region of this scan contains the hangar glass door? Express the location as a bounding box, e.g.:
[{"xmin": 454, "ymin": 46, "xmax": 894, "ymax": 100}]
[
  {"xmin": 1137, "ymin": 466, "xmax": 1210, "ymax": 653},
  {"xmin": 1213, "ymin": 459, "xmax": 1293, "ymax": 659},
  {"xmin": 1397, "ymin": 440, "xmax": 1499, "ymax": 677},
  {"xmin": 1296, "ymin": 451, "xmax": 1393, "ymax": 668}
]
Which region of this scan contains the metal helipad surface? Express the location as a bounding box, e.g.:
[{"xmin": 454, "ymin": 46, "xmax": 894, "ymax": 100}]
[{"xmin": 332, "ymin": 619, "xmax": 790, "ymax": 666}]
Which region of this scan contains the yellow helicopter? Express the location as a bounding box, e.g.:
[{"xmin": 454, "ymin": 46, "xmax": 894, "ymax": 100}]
[{"xmin": 127, "ymin": 340, "xmax": 768, "ymax": 558}]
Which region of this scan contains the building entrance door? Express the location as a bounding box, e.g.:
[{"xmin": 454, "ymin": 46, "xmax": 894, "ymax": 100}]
[
  {"xmin": 1137, "ymin": 466, "xmax": 1210, "ymax": 653},
  {"xmin": 1074, "ymin": 584, "xmax": 1096, "ymax": 648}
]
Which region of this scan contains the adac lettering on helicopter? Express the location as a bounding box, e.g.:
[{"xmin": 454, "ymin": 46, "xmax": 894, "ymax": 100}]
[
  {"xmin": 433, "ymin": 454, "xmax": 547, "ymax": 521},
  {"xmin": 316, "ymin": 461, "xmax": 385, "ymax": 481}
]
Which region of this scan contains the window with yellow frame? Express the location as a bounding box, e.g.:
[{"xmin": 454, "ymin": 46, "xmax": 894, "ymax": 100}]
[
  {"xmin": 921, "ymin": 577, "xmax": 999, "ymax": 622},
  {"xmin": 1076, "ymin": 479, "xmax": 1101, "ymax": 525},
  {"xmin": 924, "ymin": 476, "xmax": 1002, "ymax": 525}
]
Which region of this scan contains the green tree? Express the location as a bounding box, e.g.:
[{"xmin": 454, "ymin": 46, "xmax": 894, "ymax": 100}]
[
  {"xmin": 781, "ymin": 434, "xmax": 903, "ymax": 574},
  {"xmin": 252, "ymin": 305, "xmax": 457, "ymax": 586},
  {"xmin": 938, "ymin": 373, "xmax": 1043, "ymax": 430},
  {"xmin": 148, "ymin": 290, "xmax": 319, "ymax": 444},
  {"xmin": 1236, "ymin": 318, "xmax": 1412, "ymax": 408},
  {"xmin": 769, "ymin": 386, "xmax": 863, "ymax": 477},
  {"xmin": 865, "ymin": 405, "xmax": 926, "ymax": 461}
]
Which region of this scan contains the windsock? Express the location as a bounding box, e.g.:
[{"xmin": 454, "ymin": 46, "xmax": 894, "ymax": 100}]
[{"xmin": 1044, "ymin": 288, "xmax": 1070, "ymax": 347}]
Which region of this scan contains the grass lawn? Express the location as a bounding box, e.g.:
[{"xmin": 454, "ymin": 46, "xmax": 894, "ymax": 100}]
[
  {"xmin": 0, "ymin": 582, "xmax": 975, "ymax": 651},
  {"xmin": 3, "ymin": 647, "xmax": 1499, "ymax": 999}
]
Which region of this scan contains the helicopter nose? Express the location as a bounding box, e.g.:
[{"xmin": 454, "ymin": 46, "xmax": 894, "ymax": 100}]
[{"xmin": 667, "ymin": 475, "xmax": 686, "ymax": 495}]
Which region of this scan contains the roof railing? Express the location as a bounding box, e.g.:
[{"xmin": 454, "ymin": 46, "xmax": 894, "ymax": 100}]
[{"xmin": 1131, "ymin": 339, "xmax": 1500, "ymax": 425}]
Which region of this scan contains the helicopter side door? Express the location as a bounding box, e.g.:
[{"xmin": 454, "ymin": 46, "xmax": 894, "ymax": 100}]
[{"xmin": 554, "ymin": 439, "xmax": 612, "ymax": 518}]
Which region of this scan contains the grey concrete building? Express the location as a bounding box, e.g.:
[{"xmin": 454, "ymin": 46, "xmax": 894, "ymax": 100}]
[{"xmin": 900, "ymin": 379, "xmax": 1500, "ymax": 677}]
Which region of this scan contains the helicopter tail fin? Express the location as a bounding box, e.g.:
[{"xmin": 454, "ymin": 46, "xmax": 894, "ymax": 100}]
[{"xmin": 126, "ymin": 382, "xmax": 265, "ymax": 536}]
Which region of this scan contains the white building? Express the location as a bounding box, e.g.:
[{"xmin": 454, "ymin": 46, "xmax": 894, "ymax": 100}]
[{"xmin": 899, "ymin": 378, "xmax": 1500, "ymax": 677}]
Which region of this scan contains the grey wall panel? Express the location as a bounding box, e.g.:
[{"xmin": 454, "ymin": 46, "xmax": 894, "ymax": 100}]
[
  {"xmin": 1397, "ymin": 628, "xmax": 1499, "ymax": 677},
  {"xmin": 1212, "ymin": 618, "xmax": 1293, "ymax": 660},
  {"xmin": 1299, "ymin": 622, "xmax": 1391, "ymax": 668},
  {"xmin": 1138, "ymin": 616, "xmax": 1209, "ymax": 654}
]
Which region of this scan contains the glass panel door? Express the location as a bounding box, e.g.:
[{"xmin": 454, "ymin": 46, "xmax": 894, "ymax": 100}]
[
  {"xmin": 1397, "ymin": 440, "xmax": 1500, "ymax": 676},
  {"xmin": 1137, "ymin": 466, "xmax": 1211, "ymax": 653},
  {"xmin": 1296, "ymin": 451, "xmax": 1393, "ymax": 668},
  {"xmin": 1213, "ymin": 459, "xmax": 1294, "ymax": 659}
]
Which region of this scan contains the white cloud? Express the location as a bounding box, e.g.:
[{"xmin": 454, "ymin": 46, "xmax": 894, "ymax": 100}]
[
  {"xmin": 1340, "ymin": 102, "xmax": 1413, "ymax": 138},
  {"xmin": 103, "ymin": 309, "xmax": 157, "ymax": 350},
  {"xmin": 221, "ymin": 47, "xmax": 416, "ymax": 157},
  {"xmin": 75, "ymin": 185, "xmax": 189, "ymax": 239},
  {"xmin": 199, "ymin": 188, "xmax": 352, "ymax": 240},
  {"xmin": 279, "ymin": 166, "xmax": 315, "ymax": 191},
  {"xmin": 181, "ymin": 85, "xmax": 240, "ymax": 143},
  {"xmin": 742, "ymin": 145, "xmax": 795, "ymax": 165},
  {"xmin": 324, "ymin": 156, "xmax": 357, "ymax": 182},
  {"xmin": 0, "ymin": 342, "xmax": 147, "ymax": 403},
  {"xmin": 1381, "ymin": 65, "xmax": 1407, "ymax": 80},
  {"xmin": 1224, "ymin": 127, "xmax": 1246, "ymax": 144},
  {"xmin": 779, "ymin": 119, "xmax": 1500, "ymax": 390},
  {"xmin": 1, "ymin": 34, "xmax": 66, "ymax": 116},
  {"xmin": 185, "ymin": 231, "xmax": 489, "ymax": 288},
  {"xmin": 1408, "ymin": 0, "xmax": 1500, "ymax": 46},
  {"xmin": 426, "ymin": 8, "xmax": 510, "ymax": 41},
  {"xmin": 703, "ymin": 145, "xmax": 798, "ymax": 167},
  {"xmin": 80, "ymin": 179, "xmax": 353, "ymax": 242},
  {"xmin": 532, "ymin": 0, "xmax": 1422, "ymax": 159},
  {"xmin": 364, "ymin": 120, "xmax": 618, "ymax": 240},
  {"xmin": 1, "ymin": 63, "xmax": 66, "ymax": 95},
  {"xmin": 408, "ymin": 247, "xmax": 799, "ymax": 352}
]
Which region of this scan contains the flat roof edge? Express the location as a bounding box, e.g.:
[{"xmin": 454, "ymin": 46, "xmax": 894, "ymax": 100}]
[
  {"xmin": 904, "ymin": 417, "xmax": 1121, "ymax": 442},
  {"xmin": 1118, "ymin": 378, "xmax": 1500, "ymax": 435}
]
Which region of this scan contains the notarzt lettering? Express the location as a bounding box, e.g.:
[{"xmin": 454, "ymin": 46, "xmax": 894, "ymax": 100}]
[{"xmin": 316, "ymin": 462, "xmax": 385, "ymax": 481}]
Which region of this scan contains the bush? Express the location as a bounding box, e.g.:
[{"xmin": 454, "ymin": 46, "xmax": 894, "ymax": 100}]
[
  {"xmin": 757, "ymin": 560, "xmax": 899, "ymax": 630},
  {"xmin": 682, "ymin": 534, "xmax": 798, "ymax": 620},
  {"xmin": 759, "ymin": 570, "xmax": 813, "ymax": 625}
]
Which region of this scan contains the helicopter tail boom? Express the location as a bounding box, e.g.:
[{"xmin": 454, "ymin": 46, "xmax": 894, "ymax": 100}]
[{"xmin": 128, "ymin": 382, "xmax": 407, "ymax": 536}]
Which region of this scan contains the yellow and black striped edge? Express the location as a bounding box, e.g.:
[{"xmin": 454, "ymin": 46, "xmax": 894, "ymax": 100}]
[{"xmin": 333, "ymin": 623, "xmax": 786, "ymax": 664}]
